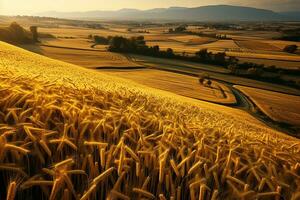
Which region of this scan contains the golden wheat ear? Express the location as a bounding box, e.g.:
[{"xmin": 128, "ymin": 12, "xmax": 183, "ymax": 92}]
[{"xmin": 6, "ymin": 181, "xmax": 17, "ymax": 200}]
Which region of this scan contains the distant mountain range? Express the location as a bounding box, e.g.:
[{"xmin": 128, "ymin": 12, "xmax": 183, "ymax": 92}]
[
  {"xmin": 280, "ymin": 11, "xmax": 300, "ymax": 20},
  {"xmin": 38, "ymin": 5, "xmax": 300, "ymax": 21}
]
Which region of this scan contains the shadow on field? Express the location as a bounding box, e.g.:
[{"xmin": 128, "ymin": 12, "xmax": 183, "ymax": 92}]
[
  {"xmin": 95, "ymin": 66, "xmax": 147, "ymax": 70},
  {"xmin": 18, "ymin": 44, "xmax": 44, "ymax": 55}
]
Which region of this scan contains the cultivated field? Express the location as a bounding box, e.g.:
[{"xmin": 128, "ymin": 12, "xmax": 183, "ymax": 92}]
[
  {"xmin": 168, "ymin": 35, "xmax": 216, "ymax": 45},
  {"xmin": 216, "ymin": 50, "xmax": 300, "ymax": 62},
  {"xmin": 265, "ymin": 40, "xmax": 300, "ymax": 51},
  {"xmin": 238, "ymin": 57, "xmax": 300, "ymax": 70},
  {"xmin": 234, "ymin": 40, "xmax": 281, "ymax": 51},
  {"xmin": 198, "ymin": 40, "xmax": 240, "ymax": 51},
  {"xmin": 6, "ymin": 18, "xmax": 296, "ymax": 71},
  {"xmin": 129, "ymin": 54, "xmax": 300, "ymax": 96},
  {"xmin": 103, "ymin": 69, "xmax": 236, "ymax": 104},
  {"xmin": 39, "ymin": 26, "xmax": 130, "ymax": 38},
  {"xmin": 147, "ymin": 41, "xmax": 205, "ymax": 53},
  {"xmin": 41, "ymin": 38, "xmax": 95, "ymax": 50},
  {"xmin": 21, "ymin": 44, "xmax": 140, "ymax": 68},
  {"xmin": 129, "ymin": 54, "xmax": 231, "ymax": 74},
  {"xmin": 20, "ymin": 39, "xmax": 300, "ymax": 99},
  {"xmin": 1, "ymin": 42, "xmax": 300, "ymax": 199},
  {"xmin": 235, "ymin": 85, "xmax": 300, "ymax": 126}
]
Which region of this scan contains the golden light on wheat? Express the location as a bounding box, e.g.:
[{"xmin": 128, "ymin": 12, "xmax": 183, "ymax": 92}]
[{"xmin": 0, "ymin": 42, "xmax": 300, "ymax": 199}]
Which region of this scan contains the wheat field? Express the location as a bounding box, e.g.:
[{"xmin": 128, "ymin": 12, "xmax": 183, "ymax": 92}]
[
  {"xmin": 237, "ymin": 58, "xmax": 300, "ymax": 70},
  {"xmin": 0, "ymin": 41, "xmax": 300, "ymax": 200},
  {"xmin": 102, "ymin": 69, "xmax": 237, "ymax": 104},
  {"xmin": 234, "ymin": 85, "xmax": 300, "ymax": 126},
  {"xmin": 20, "ymin": 44, "xmax": 140, "ymax": 69},
  {"xmin": 234, "ymin": 40, "xmax": 281, "ymax": 52}
]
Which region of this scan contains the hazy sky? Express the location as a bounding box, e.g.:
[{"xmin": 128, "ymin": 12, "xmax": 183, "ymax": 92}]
[{"xmin": 0, "ymin": 0, "xmax": 299, "ymax": 15}]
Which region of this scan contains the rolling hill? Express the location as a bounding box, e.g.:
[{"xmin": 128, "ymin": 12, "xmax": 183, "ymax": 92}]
[
  {"xmin": 280, "ymin": 11, "xmax": 300, "ymax": 20},
  {"xmin": 0, "ymin": 41, "xmax": 300, "ymax": 199},
  {"xmin": 38, "ymin": 5, "xmax": 294, "ymax": 21}
]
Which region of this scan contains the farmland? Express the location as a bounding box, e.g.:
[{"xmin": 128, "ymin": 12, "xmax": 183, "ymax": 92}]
[
  {"xmin": 237, "ymin": 57, "xmax": 300, "ymax": 70},
  {"xmin": 234, "ymin": 40, "xmax": 281, "ymax": 51},
  {"xmin": 39, "ymin": 27, "xmax": 300, "ymax": 71},
  {"xmin": 103, "ymin": 69, "xmax": 236, "ymax": 104},
  {"xmin": 4, "ymin": 18, "xmax": 297, "ymax": 134},
  {"xmin": 1, "ymin": 15, "xmax": 298, "ymax": 71},
  {"xmin": 21, "ymin": 44, "xmax": 141, "ymax": 68},
  {"xmin": 235, "ymin": 85, "xmax": 300, "ymax": 127},
  {"xmin": 128, "ymin": 54, "xmax": 300, "ymax": 96},
  {"xmin": 1, "ymin": 41, "xmax": 300, "ymax": 200}
]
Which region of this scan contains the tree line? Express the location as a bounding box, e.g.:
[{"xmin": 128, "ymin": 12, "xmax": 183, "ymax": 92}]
[
  {"xmin": 0, "ymin": 22, "xmax": 54, "ymax": 44},
  {"xmin": 98, "ymin": 35, "xmax": 300, "ymax": 89},
  {"xmin": 168, "ymin": 25, "xmax": 231, "ymax": 40},
  {"xmin": 106, "ymin": 35, "xmax": 235, "ymax": 66}
]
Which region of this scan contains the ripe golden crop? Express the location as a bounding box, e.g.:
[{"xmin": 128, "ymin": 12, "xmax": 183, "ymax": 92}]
[{"xmin": 0, "ymin": 42, "xmax": 300, "ymax": 199}]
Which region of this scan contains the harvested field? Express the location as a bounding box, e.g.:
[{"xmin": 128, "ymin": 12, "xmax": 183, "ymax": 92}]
[
  {"xmin": 225, "ymin": 31, "xmax": 282, "ymax": 40},
  {"xmin": 129, "ymin": 54, "xmax": 300, "ymax": 96},
  {"xmin": 146, "ymin": 41, "xmax": 204, "ymax": 53},
  {"xmin": 130, "ymin": 54, "xmax": 231, "ymax": 74},
  {"xmin": 186, "ymin": 37, "xmax": 216, "ymax": 45},
  {"xmin": 238, "ymin": 57, "xmax": 300, "ymax": 70},
  {"xmin": 265, "ymin": 40, "xmax": 300, "ymax": 51},
  {"xmin": 235, "ymin": 85, "xmax": 300, "ymax": 126},
  {"xmin": 41, "ymin": 38, "xmax": 95, "ymax": 50},
  {"xmin": 198, "ymin": 40, "xmax": 239, "ymax": 51},
  {"xmin": 221, "ymin": 51, "xmax": 300, "ymax": 62},
  {"xmin": 39, "ymin": 27, "xmax": 133, "ymax": 38},
  {"xmin": 148, "ymin": 39, "xmax": 239, "ymax": 54},
  {"xmin": 235, "ymin": 40, "xmax": 281, "ymax": 51},
  {"xmin": 1, "ymin": 41, "xmax": 300, "ymax": 200},
  {"xmin": 20, "ymin": 44, "xmax": 140, "ymax": 68},
  {"xmin": 144, "ymin": 34, "xmax": 172, "ymax": 42},
  {"xmin": 169, "ymin": 35, "xmax": 216, "ymax": 45},
  {"xmin": 102, "ymin": 69, "xmax": 236, "ymax": 104}
]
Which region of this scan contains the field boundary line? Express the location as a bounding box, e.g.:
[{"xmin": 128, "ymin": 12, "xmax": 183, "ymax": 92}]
[{"xmin": 40, "ymin": 44, "xmax": 107, "ymax": 52}]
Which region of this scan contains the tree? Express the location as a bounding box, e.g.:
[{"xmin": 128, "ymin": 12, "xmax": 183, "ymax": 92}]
[
  {"xmin": 108, "ymin": 36, "xmax": 128, "ymax": 52},
  {"xmin": 134, "ymin": 36, "xmax": 146, "ymax": 47},
  {"xmin": 199, "ymin": 73, "xmax": 211, "ymax": 86},
  {"xmin": 227, "ymin": 64, "xmax": 238, "ymax": 74},
  {"xmin": 214, "ymin": 52, "xmax": 226, "ymax": 65},
  {"xmin": 166, "ymin": 48, "xmax": 175, "ymax": 58},
  {"xmin": 265, "ymin": 65, "xmax": 277, "ymax": 73},
  {"xmin": 108, "ymin": 36, "xmax": 146, "ymax": 53},
  {"xmin": 195, "ymin": 49, "xmax": 210, "ymax": 61},
  {"xmin": 283, "ymin": 45, "xmax": 298, "ymax": 54},
  {"xmin": 9, "ymin": 22, "xmax": 25, "ymax": 41},
  {"xmin": 9, "ymin": 22, "xmax": 24, "ymax": 36},
  {"xmin": 8, "ymin": 22, "xmax": 32, "ymax": 43},
  {"xmin": 30, "ymin": 26, "xmax": 38, "ymax": 42},
  {"xmin": 93, "ymin": 35, "xmax": 109, "ymax": 44},
  {"xmin": 198, "ymin": 73, "xmax": 209, "ymax": 85},
  {"xmin": 247, "ymin": 67, "xmax": 263, "ymax": 77},
  {"xmin": 206, "ymin": 79, "xmax": 212, "ymax": 87},
  {"xmin": 152, "ymin": 45, "xmax": 160, "ymax": 55},
  {"xmin": 199, "ymin": 77, "xmax": 205, "ymax": 85},
  {"xmin": 228, "ymin": 56, "xmax": 239, "ymax": 65},
  {"xmin": 174, "ymin": 25, "xmax": 187, "ymax": 32}
]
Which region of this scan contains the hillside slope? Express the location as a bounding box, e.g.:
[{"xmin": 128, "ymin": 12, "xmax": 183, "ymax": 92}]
[{"xmin": 0, "ymin": 42, "xmax": 299, "ymax": 199}]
